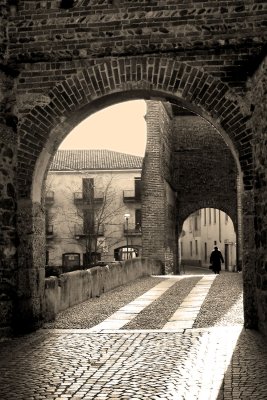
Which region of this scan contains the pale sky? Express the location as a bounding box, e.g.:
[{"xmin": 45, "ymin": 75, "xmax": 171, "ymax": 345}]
[{"xmin": 59, "ymin": 100, "xmax": 147, "ymax": 156}]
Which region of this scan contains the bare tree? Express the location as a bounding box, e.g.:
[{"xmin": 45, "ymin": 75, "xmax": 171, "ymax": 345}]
[
  {"xmin": 45, "ymin": 173, "xmax": 126, "ymax": 267},
  {"xmin": 81, "ymin": 177, "xmax": 124, "ymax": 266}
]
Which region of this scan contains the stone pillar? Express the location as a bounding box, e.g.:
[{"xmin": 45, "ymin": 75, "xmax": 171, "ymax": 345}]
[
  {"xmin": 142, "ymin": 101, "xmax": 177, "ymax": 274},
  {"xmin": 0, "ymin": 62, "xmax": 19, "ymax": 334},
  {"xmin": 0, "ymin": 136, "xmax": 17, "ymax": 335},
  {"xmin": 14, "ymin": 200, "xmax": 46, "ymax": 332},
  {"xmin": 242, "ymin": 190, "xmax": 258, "ymax": 329},
  {"xmin": 236, "ymin": 173, "xmax": 243, "ymax": 272}
]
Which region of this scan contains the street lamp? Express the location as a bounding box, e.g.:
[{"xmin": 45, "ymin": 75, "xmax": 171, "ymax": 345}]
[{"xmin": 124, "ymin": 213, "xmax": 130, "ymax": 260}]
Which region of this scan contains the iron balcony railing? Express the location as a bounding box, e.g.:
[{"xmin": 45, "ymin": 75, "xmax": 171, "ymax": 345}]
[
  {"xmin": 73, "ymin": 191, "xmax": 104, "ymax": 205},
  {"xmin": 123, "ymin": 190, "xmax": 141, "ymax": 203},
  {"xmin": 124, "ymin": 222, "xmax": 142, "ymax": 236},
  {"xmin": 74, "ymin": 224, "xmax": 104, "ymax": 239}
]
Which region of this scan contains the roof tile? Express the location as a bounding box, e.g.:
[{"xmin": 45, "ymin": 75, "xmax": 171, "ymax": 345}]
[{"xmin": 50, "ymin": 149, "xmax": 143, "ymax": 171}]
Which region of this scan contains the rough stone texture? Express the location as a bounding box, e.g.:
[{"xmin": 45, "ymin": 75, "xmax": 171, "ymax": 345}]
[
  {"xmin": 248, "ymin": 56, "xmax": 267, "ymax": 335},
  {"xmin": 7, "ymin": 1, "xmax": 266, "ymax": 97},
  {"xmin": 0, "ymin": 1, "xmax": 266, "ymax": 334},
  {"xmin": 12, "ymin": 200, "xmax": 46, "ymax": 332},
  {"xmin": 1, "ymin": 271, "xmax": 267, "ymax": 400},
  {"xmin": 0, "ymin": 136, "xmax": 17, "ymax": 329}
]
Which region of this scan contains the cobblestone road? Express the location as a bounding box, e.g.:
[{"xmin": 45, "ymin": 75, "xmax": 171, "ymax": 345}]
[{"xmin": 0, "ymin": 268, "xmax": 267, "ymax": 400}]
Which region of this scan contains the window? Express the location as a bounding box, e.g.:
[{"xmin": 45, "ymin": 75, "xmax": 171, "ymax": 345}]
[
  {"xmin": 194, "ymin": 216, "xmax": 198, "ymax": 231},
  {"xmin": 135, "ymin": 209, "xmax": 142, "ymax": 230},
  {"xmin": 46, "ymin": 250, "xmax": 49, "ymax": 265},
  {"xmin": 121, "ymin": 247, "xmax": 138, "ymax": 260},
  {"xmin": 83, "ymin": 178, "xmax": 94, "ymax": 202},
  {"xmin": 62, "ymin": 253, "xmax": 80, "ymax": 267},
  {"xmin": 214, "ymin": 209, "xmax": 216, "ymax": 224},
  {"xmin": 209, "ymin": 208, "xmax": 211, "ymax": 225},
  {"xmin": 204, "ymin": 209, "xmax": 207, "ymax": 226},
  {"xmin": 190, "ymin": 241, "xmax": 193, "ymax": 256},
  {"xmin": 134, "ymin": 177, "xmax": 142, "ymax": 201},
  {"xmin": 204, "ymin": 242, "xmax": 207, "ymax": 261},
  {"xmin": 195, "ymin": 240, "xmax": 198, "ymax": 255},
  {"xmin": 225, "ymin": 213, "xmax": 229, "ymax": 223},
  {"xmin": 180, "ymin": 242, "xmax": 183, "ymax": 257},
  {"xmin": 114, "ymin": 247, "xmax": 139, "ymax": 261},
  {"xmin": 83, "ymin": 209, "xmax": 94, "ymax": 234}
]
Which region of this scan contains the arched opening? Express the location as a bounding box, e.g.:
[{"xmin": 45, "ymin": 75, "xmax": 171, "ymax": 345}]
[
  {"xmin": 44, "ymin": 100, "xmax": 146, "ymax": 273},
  {"xmin": 14, "ymin": 57, "xmax": 255, "ymax": 332},
  {"xmin": 179, "ymin": 208, "xmax": 237, "ymax": 273},
  {"xmin": 114, "ymin": 246, "xmax": 141, "ymax": 261},
  {"xmin": 42, "ymin": 95, "xmax": 242, "ymax": 277}
]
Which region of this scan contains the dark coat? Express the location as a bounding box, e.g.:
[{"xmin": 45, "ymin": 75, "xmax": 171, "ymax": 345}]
[{"xmin": 210, "ymin": 249, "xmax": 224, "ymax": 271}]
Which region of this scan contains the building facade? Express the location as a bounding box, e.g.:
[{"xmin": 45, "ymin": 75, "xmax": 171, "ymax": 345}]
[
  {"xmin": 45, "ymin": 150, "xmax": 143, "ymax": 268},
  {"xmin": 180, "ymin": 209, "xmax": 236, "ymax": 271}
]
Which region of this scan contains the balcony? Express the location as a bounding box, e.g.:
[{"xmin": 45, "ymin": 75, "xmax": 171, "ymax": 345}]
[
  {"xmin": 123, "ymin": 190, "xmax": 141, "ymax": 203},
  {"xmin": 45, "ymin": 191, "xmax": 54, "ymax": 205},
  {"xmin": 46, "ymin": 224, "xmax": 54, "ymax": 238},
  {"xmin": 73, "ymin": 191, "xmax": 104, "ymax": 206},
  {"xmin": 124, "ymin": 223, "xmax": 142, "ymax": 236},
  {"xmin": 74, "ymin": 224, "xmax": 104, "ymax": 239}
]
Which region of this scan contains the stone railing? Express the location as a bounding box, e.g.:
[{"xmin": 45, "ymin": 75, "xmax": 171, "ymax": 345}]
[{"xmin": 44, "ymin": 258, "xmax": 163, "ymax": 322}]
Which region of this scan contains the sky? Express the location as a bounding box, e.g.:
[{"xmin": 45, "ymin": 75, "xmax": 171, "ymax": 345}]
[{"xmin": 59, "ymin": 100, "xmax": 147, "ymax": 156}]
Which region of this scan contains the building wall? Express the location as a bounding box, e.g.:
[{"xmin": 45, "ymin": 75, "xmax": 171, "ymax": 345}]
[
  {"xmin": 8, "ymin": 0, "xmax": 265, "ymax": 105},
  {"xmin": 46, "ymin": 168, "xmax": 142, "ymax": 267},
  {"xmin": 181, "ymin": 208, "xmax": 236, "ymax": 270},
  {"xmin": 247, "ymin": 56, "xmax": 267, "ymax": 334}
]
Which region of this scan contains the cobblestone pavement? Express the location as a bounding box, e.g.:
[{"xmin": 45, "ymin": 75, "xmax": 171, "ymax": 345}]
[{"xmin": 0, "ymin": 268, "xmax": 267, "ymax": 400}]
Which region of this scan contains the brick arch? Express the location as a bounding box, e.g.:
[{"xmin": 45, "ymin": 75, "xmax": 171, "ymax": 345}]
[{"xmin": 18, "ymin": 56, "xmax": 253, "ymax": 201}]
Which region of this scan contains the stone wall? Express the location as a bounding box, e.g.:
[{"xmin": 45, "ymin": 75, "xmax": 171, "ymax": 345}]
[
  {"xmin": 44, "ymin": 258, "xmax": 163, "ymax": 322},
  {"xmin": 0, "ymin": 64, "xmax": 18, "ymax": 332},
  {"xmin": 7, "ymin": 1, "xmax": 266, "ymax": 98},
  {"xmin": 247, "ymin": 57, "xmax": 267, "ymax": 335},
  {"xmin": 14, "ymin": 200, "xmax": 46, "ymax": 333}
]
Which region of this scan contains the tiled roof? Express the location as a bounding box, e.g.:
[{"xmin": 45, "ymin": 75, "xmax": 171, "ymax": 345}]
[{"xmin": 50, "ymin": 149, "xmax": 143, "ymax": 171}]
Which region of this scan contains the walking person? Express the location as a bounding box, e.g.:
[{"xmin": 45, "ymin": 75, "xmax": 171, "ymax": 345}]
[{"xmin": 210, "ymin": 246, "xmax": 224, "ymax": 274}]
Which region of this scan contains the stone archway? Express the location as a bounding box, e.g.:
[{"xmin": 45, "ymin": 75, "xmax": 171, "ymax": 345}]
[
  {"xmin": 15, "ymin": 56, "xmax": 254, "ymax": 332},
  {"xmin": 19, "ymin": 57, "xmax": 252, "ymax": 200}
]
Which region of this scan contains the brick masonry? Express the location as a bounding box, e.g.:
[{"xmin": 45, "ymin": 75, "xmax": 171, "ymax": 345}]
[
  {"xmin": 173, "ymin": 114, "xmax": 237, "ymax": 226},
  {"xmin": 0, "ymin": 1, "xmax": 266, "ymax": 334},
  {"xmin": 142, "ymin": 101, "xmax": 177, "ymax": 273}
]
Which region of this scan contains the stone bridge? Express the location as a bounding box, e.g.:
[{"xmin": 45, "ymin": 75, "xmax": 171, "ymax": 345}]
[{"xmin": 0, "ymin": 1, "xmax": 266, "ymax": 336}]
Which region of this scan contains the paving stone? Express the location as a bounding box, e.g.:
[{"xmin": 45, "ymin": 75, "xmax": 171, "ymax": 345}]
[{"xmin": 1, "ymin": 270, "xmax": 267, "ymax": 399}]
